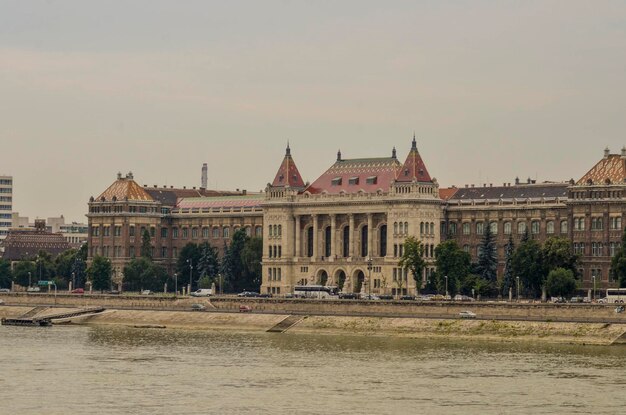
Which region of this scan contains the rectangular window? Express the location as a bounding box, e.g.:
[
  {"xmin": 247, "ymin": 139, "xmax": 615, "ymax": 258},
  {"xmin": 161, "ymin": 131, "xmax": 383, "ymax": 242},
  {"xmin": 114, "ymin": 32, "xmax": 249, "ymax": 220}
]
[
  {"xmin": 161, "ymin": 247, "xmax": 168, "ymax": 258},
  {"xmin": 348, "ymin": 177, "xmax": 359, "ymax": 185},
  {"xmin": 129, "ymin": 226, "xmax": 135, "ymax": 237},
  {"xmin": 161, "ymin": 228, "xmax": 168, "ymax": 238},
  {"xmin": 366, "ymin": 176, "xmax": 377, "ymax": 185},
  {"xmin": 103, "ymin": 227, "xmax": 110, "ymax": 237},
  {"xmin": 150, "ymin": 227, "xmax": 156, "ymax": 237},
  {"xmin": 462, "ymin": 223, "xmax": 470, "ymax": 235},
  {"xmin": 182, "ymin": 228, "xmax": 189, "ymax": 239},
  {"xmin": 331, "ymin": 177, "xmax": 342, "ymax": 186},
  {"xmin": 172, "ymin": 228, "xmax": 179, "ymax": 238},
  {"xmin": 476, "ymin": 222, "xmax": 484, "ymax": 235}
]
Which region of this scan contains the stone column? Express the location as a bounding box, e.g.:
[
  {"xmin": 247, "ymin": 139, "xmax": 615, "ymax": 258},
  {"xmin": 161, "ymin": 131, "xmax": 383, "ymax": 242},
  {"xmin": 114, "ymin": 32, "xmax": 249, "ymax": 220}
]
[
  {"xmin": 367, "ymin": 213, "xmax": 373, "ymax": 258},
  {"xmin": 330, "ymin": 214, "xmax": 337, "ymax": 259},
  {"xmin": 294, "ymin": 215, "xmax": 301, "ymax": 258},
  {"xmin": 312, "ymin": 214, "xmax": 318, "ymax": 260},
  {"xmin": 348, "ymin": 214, "xmax": 355, "ymax": 258}
]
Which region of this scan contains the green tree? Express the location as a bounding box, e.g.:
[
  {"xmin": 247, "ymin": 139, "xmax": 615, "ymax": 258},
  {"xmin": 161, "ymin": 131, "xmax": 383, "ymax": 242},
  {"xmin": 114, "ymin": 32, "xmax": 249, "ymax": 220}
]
[
  {"xmin": 197, "ymin": 242, "xmax": 220, "ymax": 280},
  {"xmin": 55, "ymin": 248, "xmax": 78, "ymax": 284},
  {"xmin": 398, "ymin": 236, "xmax": 426, "ymax": 294},
  {"xmin": 476, "ymin": 223, "xmax": 498, "ymax": 284},
  {"xmin": 34, "ymin": 251, "xmax": 56, "ymax": 282},
  {"xmin": 140, "ymin": 229, "xmax": 152, "ymax": 259},
  {"xmin": 222, "ymin": 229, "xmax": 248, "ymax": 292},
  {"xmin": 501, "ymin": 235, "xmax": 515, "ymax": 298},
  {"xmin": 197, "ymin": 276, "xmax": 212, "ymax": 289},
  {"xmin": 546, "ymin": 268, "xmax": 577, "ymax": 298},
  {"xmin": 12, "ymin": 261, "xmax": 36, "ymax": 287},
  {"xmin": 434, "ymin": 240, "xmax": 471, "ymax": 297},
  {"xmin": 610, "ymin": 227, "xmax": 626, "ymax": 287},
  {"xmin": 88, "ymin": 256, "xmax": 112, "ymax": 293},
  {"xmin": 241, "ymin": 236, "xmax": 263, "ymax": 291},
  {"xmin": 511, "ymin": 238, "xmax": 545, "ymax": 298},
  {"xmin": 542, "ymin": 237, "xmax": 579, "ymax": 277},
  {"xmin": 176, "ymin": 243, "xmax": 202, "ymax": 291},
  {"xmin": 0, "ymin": 259, "xmax": 12, "ymax": 289},
  {"xmin": 123, "ymin": 257, "xmax": 168, "ymax": 292}
]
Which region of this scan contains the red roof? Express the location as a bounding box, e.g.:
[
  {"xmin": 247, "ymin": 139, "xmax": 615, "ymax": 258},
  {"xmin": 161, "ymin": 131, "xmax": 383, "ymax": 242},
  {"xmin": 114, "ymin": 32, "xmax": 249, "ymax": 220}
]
[
  {"xmin": 271, "ymin": 144, "xmax": 305, "ymax": 188},
  {"xmin": 439, "ymin": 187, "xmax": 459, "ymax": 200},
  {"xmin": 176, "ymin": 195, "xmax": 263, "ymax": 209},
  {"xmin": 307, "ymin": 156, "xmax": 402, "ymax": 195},
  {"xmin": 395, "ymin": 136, "xmax": 432, "ymax": 183},
  {"xmin": 577, "ymin": 153, "xmax": 626, "ymax": 185}
]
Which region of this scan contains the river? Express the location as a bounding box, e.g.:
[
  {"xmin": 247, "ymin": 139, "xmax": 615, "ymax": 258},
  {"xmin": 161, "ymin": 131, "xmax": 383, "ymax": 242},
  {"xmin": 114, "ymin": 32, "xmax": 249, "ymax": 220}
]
[{"xmin": 1, "ymin": 325, "xmax": 625, "ymax": 414}]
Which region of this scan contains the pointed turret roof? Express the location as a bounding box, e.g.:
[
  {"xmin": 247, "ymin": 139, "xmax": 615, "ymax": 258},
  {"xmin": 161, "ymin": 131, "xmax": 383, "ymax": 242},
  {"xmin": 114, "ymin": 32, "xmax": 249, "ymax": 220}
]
[
  {"xmin": 395, "ymin": 134, "xmax": 433, "ymax": 183},
  {"xmin": 271, "ymin": 143, "xmax": 306, "ymax": 188}
]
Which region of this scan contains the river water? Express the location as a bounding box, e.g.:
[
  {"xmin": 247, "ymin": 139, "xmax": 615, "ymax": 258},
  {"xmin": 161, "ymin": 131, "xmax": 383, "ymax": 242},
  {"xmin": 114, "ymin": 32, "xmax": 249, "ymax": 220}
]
[{"xmin": 1, "ymin": 325, "xmax": 625, "ymax": 415}]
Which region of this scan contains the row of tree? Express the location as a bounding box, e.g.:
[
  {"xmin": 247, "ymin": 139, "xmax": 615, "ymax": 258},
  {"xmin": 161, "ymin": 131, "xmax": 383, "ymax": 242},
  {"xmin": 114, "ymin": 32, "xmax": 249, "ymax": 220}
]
[
  {"xmin": 399, "ymin": 225, "xmax": 583, "ymax": 299},
  {"xmin": 0, "ymin": 245, "xmax": 88, "ymax": 289}
]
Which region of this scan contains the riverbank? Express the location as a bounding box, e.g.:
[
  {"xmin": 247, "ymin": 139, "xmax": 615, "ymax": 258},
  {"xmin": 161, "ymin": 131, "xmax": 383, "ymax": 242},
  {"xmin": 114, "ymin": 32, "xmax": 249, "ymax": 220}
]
[{"xmin": 2, "ymin": 305, "xmax": 625, "ymax": 345}]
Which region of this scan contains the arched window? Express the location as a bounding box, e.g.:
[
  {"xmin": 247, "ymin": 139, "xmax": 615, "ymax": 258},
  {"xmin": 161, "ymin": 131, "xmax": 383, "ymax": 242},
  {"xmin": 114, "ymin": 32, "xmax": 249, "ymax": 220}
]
[
  {"xmin": 379, "ymin": 225, "xmax": 387, "ymax": 257},
  {"xmin": 394, "ymin": 222, "xmax": 398, "ymax": 234},
  {"xmin": 307, "ymin": 227, "xmax": 314, "ymax": 257},
  {"xmin": 404, "ymin": 222, "xmax": 409, "ymax": 234},
  {"xmin": 244, "ymin": 226, "xmax": 251, "ymax": 237},
  {"xmin": 278, "ymin": 225, "xmax": 282, "ymax": 236},
  {"xmin": 463, "ymin": 244, "xmax": 470, "ymax": 253},
  {"xmin": 420, "ymin": 222, "xmax": 424, "ymax": 235},
  {"xmin": 546, "ymin": 221, "xmax": 554, "ymax": 234},
  {"xmin": 504, "ymin": 222, "xmax": 512, "ymax": 235},
  {"xmin": 212, "ymin": 227, "xmax": 220, "ymax": 238},
  {"xmin": 462, "ymin": 223, "xmax": 470, "ymax": 235},
  {"xmin": 430, "ymin": 222, "xmax": 435, "ymax": 235},
  {"xmin": 223, "ymin": 227, "xmax": 230, "ymax": 238},
  {"xmin": 476, "ymin": 222, "xmax": 484, "ymax": 235},
  {"xmin": 182, "ymin": 228, "xmax": 189, "ymax": 239},
  {"xmin": 255, "ymin": 226, "xmax": 263, "ymax": 237},
  {"xmin": 343, "ymin": 226, "xmax": 350, "ymax": 258},
  {"xmin": 361, "ymin": 226, "xmax": 369, "ymax": 257},
  {"xmin": 517, "ymin": 221, "xmax": 526, "ymax": 234},
  {"xmin": 192, "ymin": 228, "xmax": 199, "ymax": 239},
  {"xmin": 531, "ymin": 221, "xmax": 540, "ymax": 234},
  {"xmin": 490, "ymin": 222, "xmax": 498, "ymax": 234},
  {"xmin": 560, "ymin": 220, "xmax": 568, "ymax": 234},
  {"xmin": 324, "ymin": 226, "xmax": 331, "ymax": 258}
]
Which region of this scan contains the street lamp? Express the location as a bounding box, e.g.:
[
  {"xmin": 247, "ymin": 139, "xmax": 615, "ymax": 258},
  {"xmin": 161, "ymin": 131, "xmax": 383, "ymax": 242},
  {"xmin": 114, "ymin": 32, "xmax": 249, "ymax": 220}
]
[
  {"xmin": 516, "ymin": 276, "xmax": 520, "ymax": 302},
  {"xmin": 187, "ymin": 258, "xmax": 193, "ymax": 295},
  {"xmin": 366, "ymin": 257, "xmax": 373, "ymax": 298},
  {"xmin": 592, "ymin": 274, "xmax": 596, "ymax": 301},
  {"xmin": 444, "ymin": 275, "xmax": 448, "ymax": 298},
  {"xmin": 174, "ymin": 273, "xmax": 178, "ymax": 295},
  {"xmin": 72, "ymin": 272, "xmax": 76, "ymax": 291},
  {"xmin": 28, "ymin": 272, "xmax": 32, "ymax": 288}
]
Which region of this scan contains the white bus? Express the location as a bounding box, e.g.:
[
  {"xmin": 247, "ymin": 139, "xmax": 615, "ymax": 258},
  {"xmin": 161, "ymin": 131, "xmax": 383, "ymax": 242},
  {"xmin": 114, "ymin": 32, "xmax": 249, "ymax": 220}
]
[
  {"xmin": 605, "ymin": 288, "xmax": 626, "ymax": 304},
  {"xmin": 293, "ymin": 285, "xmax": 339, "ymax": 299}
]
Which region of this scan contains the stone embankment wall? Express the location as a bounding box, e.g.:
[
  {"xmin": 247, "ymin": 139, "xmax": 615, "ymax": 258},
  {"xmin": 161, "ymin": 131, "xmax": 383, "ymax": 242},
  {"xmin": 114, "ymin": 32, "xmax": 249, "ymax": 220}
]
[{"xmin": 2, "ymin": 293, "xmax": 625, "ymax": 323}]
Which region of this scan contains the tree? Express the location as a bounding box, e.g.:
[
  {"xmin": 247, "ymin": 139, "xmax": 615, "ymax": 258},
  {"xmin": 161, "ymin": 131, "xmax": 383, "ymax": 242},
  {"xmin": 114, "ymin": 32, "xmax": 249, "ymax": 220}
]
[
  {"xmin": 123, "ymin": 257, "xmax": 168, "ymax": 292},
  {"xmin": 0, "ymin": 259, "xmax": 12, "ymax": 289},
  {"xmin": 610, "ymin": 227, "xmax": 626, "ymax": 287},
  {"xmin": 88, "ymin": 256, "xmax": 112, "ymax": 293},
  {"xmin": 434, "ymin": 240, "xmax": 471, "ymax": 297},
  {"xmin": 398, "ymin": 236, "xmax": 426, "ymax": 294},
  {"xmin": 55, "ymin": 248, "xmax": 78, "ymax": 284},
  {"xmin": 542, "ymin": 237, "xmax": 579, "ymax": 277},
  {"xmin": 13, "ymin": 261, "xmax": 36, "ymax": 287},
  {"xmin": 546, "ymin": 268, "xmax": 577, "ymax": 298},
  {"xmin": 197, "ymin": 242, "xmax": 220, "ymax": 281},
  {"xmin": 222, "ymin": 229, "xmax": 248, "ymax": 292},
  {"xmin": 34, "ymin": 251, "xmax": 56, "ymax": 282},
  {"xmin": 176, "ymin": 243, "xmax": 202, "ymax": 291},
  {"xmin": 511, "ymin": 238, "xmax": 545, "ymax": 298},
  {"xmin": 476, "ymin": 223, "xmax": 497, "ymax": 284},
  {"xmin": 501, "ymin": 235, "xmax": 515, "ymax": 298},
  {"xmin": 241, "ymin": 236, "xmax": 263, "ymax": 291},
  {"xmin": 140, "ymin": 229, "xmax": 152, "ymax": 259}
]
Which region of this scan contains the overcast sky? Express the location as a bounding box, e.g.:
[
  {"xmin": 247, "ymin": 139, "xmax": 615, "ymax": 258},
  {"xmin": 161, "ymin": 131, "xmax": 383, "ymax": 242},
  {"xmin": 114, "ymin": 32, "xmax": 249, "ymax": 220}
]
[{"xmin": 1, "ymin": 0, "xmax": 625, "ymax": 222}]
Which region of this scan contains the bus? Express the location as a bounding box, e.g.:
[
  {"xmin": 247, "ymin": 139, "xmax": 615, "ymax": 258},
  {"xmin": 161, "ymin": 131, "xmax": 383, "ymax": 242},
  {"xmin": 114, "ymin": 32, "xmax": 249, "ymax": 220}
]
[
  {"xmin": 605, "ymin": 288, "xmax": 626, "ymax": 304},
  {"xmin": 293, "ymin": 285, "xmax": 339, "ymax": 299}
]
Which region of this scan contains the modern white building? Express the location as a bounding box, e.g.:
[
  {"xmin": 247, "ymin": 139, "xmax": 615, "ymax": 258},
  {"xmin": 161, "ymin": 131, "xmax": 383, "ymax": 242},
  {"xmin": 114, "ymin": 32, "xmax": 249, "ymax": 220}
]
[{"xmin": 0, "ymin": 175, "xmax": 12, "ymax": 245}]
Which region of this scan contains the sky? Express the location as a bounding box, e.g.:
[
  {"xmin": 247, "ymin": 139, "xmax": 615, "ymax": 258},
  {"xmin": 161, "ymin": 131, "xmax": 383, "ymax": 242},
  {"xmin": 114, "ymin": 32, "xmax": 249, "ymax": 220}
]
[{"xmin": 1, "ymin": 0, "xmax": 625, "ymax": 222}]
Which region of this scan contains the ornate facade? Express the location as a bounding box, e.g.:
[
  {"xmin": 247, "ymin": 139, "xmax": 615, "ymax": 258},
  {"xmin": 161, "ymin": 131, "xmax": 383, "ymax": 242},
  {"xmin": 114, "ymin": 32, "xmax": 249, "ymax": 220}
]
[{"xmin": 86, "ymin": 142, "xmax": 626, "ymax": 294}]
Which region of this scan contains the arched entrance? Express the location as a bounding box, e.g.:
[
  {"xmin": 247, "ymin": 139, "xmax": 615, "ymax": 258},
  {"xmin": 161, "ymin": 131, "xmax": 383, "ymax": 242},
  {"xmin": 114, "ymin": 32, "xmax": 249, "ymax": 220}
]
[
  {"xmin": 317, "ymin": 269, "xmax": 329, "ymax": 286},
  {"xmin": 354, "ymin": 270, "xmax": 365, "ymax": 294},
  {"xmin": 334, "ymin": 269, "xmax": 347, "ymax": 290}
]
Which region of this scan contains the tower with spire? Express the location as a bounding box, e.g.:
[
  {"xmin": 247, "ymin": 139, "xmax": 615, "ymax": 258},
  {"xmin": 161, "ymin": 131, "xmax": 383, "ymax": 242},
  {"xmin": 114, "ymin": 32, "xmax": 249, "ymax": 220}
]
[
  {"xmin": 267, "ymin": 143, "xmax": 306, "ymax": 198},
  {"xmin": 392, "ymin": 134, "xmax": 438, "ymax": 197}
]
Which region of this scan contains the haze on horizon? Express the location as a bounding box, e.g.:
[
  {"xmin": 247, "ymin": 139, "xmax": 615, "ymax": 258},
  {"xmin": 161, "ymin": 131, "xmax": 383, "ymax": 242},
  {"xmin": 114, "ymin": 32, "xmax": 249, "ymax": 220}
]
[{"xmin": 1, "ymin": 0, "xmax": 625, "ymax": 222}]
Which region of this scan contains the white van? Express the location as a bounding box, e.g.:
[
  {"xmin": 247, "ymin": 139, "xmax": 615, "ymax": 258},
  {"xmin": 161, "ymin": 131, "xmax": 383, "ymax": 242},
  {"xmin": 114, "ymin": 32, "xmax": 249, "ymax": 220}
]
[{"xmin": 191, "ymin": 289, "xmax": 212, "ymax": 297}]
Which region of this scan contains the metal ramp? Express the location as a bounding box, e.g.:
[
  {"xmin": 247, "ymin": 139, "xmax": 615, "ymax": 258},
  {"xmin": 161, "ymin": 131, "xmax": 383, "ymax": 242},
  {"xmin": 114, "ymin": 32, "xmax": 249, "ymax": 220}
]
[
  {"xmin": 1, "ymin": 307, "xmax": 106, "ymax": 327},
  {"xmin": 267, "ymin": 315, "xmax": 307, "ymax": 333},
  {"xmin": 18, "ymin": 306, "xmax": 49, "ymax": 319}
]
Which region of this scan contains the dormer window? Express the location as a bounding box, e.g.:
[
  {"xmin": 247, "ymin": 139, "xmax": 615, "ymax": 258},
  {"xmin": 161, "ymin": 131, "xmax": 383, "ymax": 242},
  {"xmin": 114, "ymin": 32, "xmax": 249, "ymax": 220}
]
[
  {"xmin": 348, "ymin": 177, "xmax": 359, "ymax": 185},
  {"xmin": 331, "ymin": 177, "xmax": 342, "ymax": 186},
  {"xmin": 419, "ymin": 169, "xmax": 424, "ymax": 175},
  {"xmin": 404, "ymin": 169, "xmax": 409, "ymax": 176},
  {"xmin": 279, "ymin": 175, "xmax": 284, "ymax": 182},
  {"xmin": 366, "ymin": 176, "xmax": 377, "ymax": 185}
]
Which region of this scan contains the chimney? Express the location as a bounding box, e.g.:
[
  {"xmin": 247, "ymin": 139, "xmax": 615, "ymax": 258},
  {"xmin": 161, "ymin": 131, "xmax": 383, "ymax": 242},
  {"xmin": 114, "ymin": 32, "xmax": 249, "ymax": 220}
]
[
  {"xmin": 193, "ymin": 186, "xmax": 196, "ymax": 190},
  {"xmin": 242, "ymin": 189, "xmax": 247, "ymax": 195},
  {"xmin": 604, "ymin": 147, "xmax": 610, "ymax": 158},
  {"xmin": 471, "ymin": 184, "xmax": 475, "ymax": 188},
  {"xmin": 117, "ymin": 172, "xmax": 122, "ymax": 180},
  {"xmin": 183, "ymin": 186, "xmax": 186, "ymax": 189},
  {"xmin": 201, "ymin": 163, "xmax": 208, "ymax": 189},
  {"xmin": 153, "ymin": 185, "xmax": 157, "ymax": 188},
  {"xmin": 465, "ymin": 184, "xmax": 468, "ymax": 188},
  {"xmin": 515, "ymin": 177, "xmax": 520, "ymax": 185},
  {"xmin": 621, "ymin": 146, "xmax": 626, "ymax": 158}
]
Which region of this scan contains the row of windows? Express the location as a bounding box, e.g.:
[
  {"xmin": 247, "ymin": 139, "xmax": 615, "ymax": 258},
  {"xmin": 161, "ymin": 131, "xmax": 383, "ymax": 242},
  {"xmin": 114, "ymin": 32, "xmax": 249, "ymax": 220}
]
[
  {"xmin": 268, "ymin": 245, "xmax": 282, "ymax": 258},
  {"xmin": 393, "ymin": 222, "xmax": 409, "ymax": 235},
  {"xmin": 0, "ymin": 214, "xmax": 11, "ymax": 219},
  {"xmin": 451, "ymin": 220, "xmax": 569, "ymax": 236},
  {"xmin": 93, "ymin": 225, "xmax": 262, "ymax": 239},
  {"xmin": 0, "ymin": 197, "xmax": 12, "ymax": 202},
  {"xmin": 392, "ymin": 267, "xmax": 409, "ymax": 282},
  {"xmin": 0, "ymin": 205, "xmax": 11, "ymax": 211},
  {"xmin": 0, "ymin": 221, "xmax": 11, "ymax": 227},
  {"xmin": 0, "ymin": 188, "xmax": 11, "ymax": 193},
  {"xmin": 0, "ymin": 179, "xmax": 12, "ymax": 185},
  {"xmin": 268, "ymin": 268, "xmax": 282, "ymax": 281},
  {"xmin": 269, "ymin": 225, "xmax": 282, "ymax": 237},
  {"xmin": 420, "ymin": 222, "xmax": 435, "ymax": 236},
  {"xmin": 90, "ymin": 205, "xmax": 158, "ymax": 214}
]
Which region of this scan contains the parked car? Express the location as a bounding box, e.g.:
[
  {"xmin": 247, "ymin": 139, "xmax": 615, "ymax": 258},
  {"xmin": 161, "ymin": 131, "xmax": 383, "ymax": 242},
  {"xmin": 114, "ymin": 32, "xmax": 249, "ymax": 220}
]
[
  {"xmin": 400, "ymin": 295, "xmax": 416, "ymax": 301},
  {"xmin": 258, "ymin": 293, "xmax": 272, "ymax": 298},
  {"xmin": 71, "ymin": 288, "xmax": 85, "ymax": 294},
  {"xmin": 454, "ymin": 294, "xmax": 475, "ymax": 302},
  {"xmin": 190, "ymin": 289, "xmax": 212, "ymax": 297},
  {"xmin": 597, "ymin": 297, "xmax": 608, "ymax": 304},
  {"xmin": 237, "ymin": 291, "xmax": 259, "ymax": 297},
  {"xmin": 108, "ymin": 290, "xmax": 120, "ymax": 295},
  {"xmin": 570, "ymin": 296, "xmax": 584, "ymax": 303},
  {"xmin": 378, "ymin": 295, "xmax": 394, "ymax": 300},
  {"xmin": 0, "ymin": 288, "xmax": 10, "ymax": 293},
  {"xmin": 141, "ymin": 290, "xmax": 152, "ymax": 295},
  {"xmin": 239, "ymin": 305, "xmax": 252, "ymax": 312},
  {"xmin": 551, "ymin": 297, "xmax": 566, "ymax": 303},
  {"xmin": 26, "ymin": 287, "xmax": 40, "ymax": 292},
  {"xmin": 459, "ymin": 310, "xmax": 477, "ymax": 319},
  {"xmin": 361, "ymin": 294, "xmax": 380, "ymax": 300},
  {"xmin": 431, "ymin": 294, "xmax": 445, "ymax": 301},
  {"xmin": 191, "ymin": 303, "xmax": 206, "ymax": 311},
  {"xmin": 338, "ymin": 293, "xmax": 358, "ymax": 299}
]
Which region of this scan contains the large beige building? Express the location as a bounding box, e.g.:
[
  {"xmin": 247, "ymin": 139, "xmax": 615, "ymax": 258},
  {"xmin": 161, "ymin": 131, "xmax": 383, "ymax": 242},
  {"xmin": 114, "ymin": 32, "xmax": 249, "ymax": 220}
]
[{"xmin": 262, "ymin": 139, "xmax": 440, "ymax": 296}]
